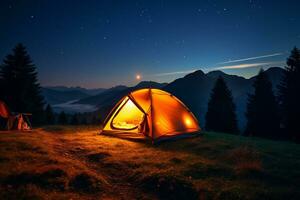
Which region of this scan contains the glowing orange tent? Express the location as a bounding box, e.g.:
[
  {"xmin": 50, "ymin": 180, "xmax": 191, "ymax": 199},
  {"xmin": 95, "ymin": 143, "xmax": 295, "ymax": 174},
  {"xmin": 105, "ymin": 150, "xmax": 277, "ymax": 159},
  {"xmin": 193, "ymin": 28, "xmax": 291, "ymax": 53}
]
[
  {"xmin": 101, "ymin": 88, "xmax": 200, "ymax": 141},
  {"xmin": 0, "ymin": 100, "xmax": 31, "ymax": 130},
  {"xmin": 0, "ymin": 100, "xmax": 10, "ymax": 119}
]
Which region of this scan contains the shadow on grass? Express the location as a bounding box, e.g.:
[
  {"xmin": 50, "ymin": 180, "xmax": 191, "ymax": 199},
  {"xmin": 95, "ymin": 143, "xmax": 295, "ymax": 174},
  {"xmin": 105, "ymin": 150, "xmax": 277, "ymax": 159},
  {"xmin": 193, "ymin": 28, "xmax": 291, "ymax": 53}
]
[
  {"xmin": 69, "ymin": 173, "xmax": 102, "ymax": 193},
  {"xmin": 4, "ymin": 168, "xmax": 67, "ymax": 191},
  {"xmin": 134, "ymin": 173, "xmax": 199, "ymax": 200},
  {"xmin": 183, "ymin": 162, "xmax": 234, "ymax": 180}
]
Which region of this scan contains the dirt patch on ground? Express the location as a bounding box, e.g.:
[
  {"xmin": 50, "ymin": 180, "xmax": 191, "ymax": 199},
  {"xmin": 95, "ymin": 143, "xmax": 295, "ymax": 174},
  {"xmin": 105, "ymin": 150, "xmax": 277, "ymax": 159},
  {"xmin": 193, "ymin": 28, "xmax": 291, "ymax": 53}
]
[
  {"xmin": 183, "ymin": 162, "xmax": 234, "ymax": 180},
  {"xmin": 137, "ymin": 173, "xmax": 199, "ymax": 200},
  {"xmin": 69, "ymin": 173, "xmax": 102, "ymax": 193},
  {"xmin": 169, "ymin": 157, "xmax": 183, "ymax": 164},
  {"xmin": 86, "ymin": 152, "xmax": 111, "ymax": 162}
]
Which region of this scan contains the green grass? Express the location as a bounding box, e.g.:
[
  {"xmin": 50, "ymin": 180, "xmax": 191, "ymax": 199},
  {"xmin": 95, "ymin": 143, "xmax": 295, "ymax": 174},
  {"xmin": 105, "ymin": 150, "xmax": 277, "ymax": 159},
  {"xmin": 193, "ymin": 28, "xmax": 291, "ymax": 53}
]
[{"xmin": 0, "ymin": 126, "xmax": 299, "ymax": 199}]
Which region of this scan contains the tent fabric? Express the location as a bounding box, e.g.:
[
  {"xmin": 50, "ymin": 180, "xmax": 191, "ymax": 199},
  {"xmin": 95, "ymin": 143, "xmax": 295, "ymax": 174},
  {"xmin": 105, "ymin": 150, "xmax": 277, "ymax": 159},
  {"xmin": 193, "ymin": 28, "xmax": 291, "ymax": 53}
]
[
  {"xmin": 0, "ymin": 100, "xmax": 10, "ymax": 118},
  {"xmin": 0, "ymin": 100, "xmax": 31, "ymax": 131},
  {"xmin": 101, "ymin": 88, "xmax": 200, "ymax": 141}
]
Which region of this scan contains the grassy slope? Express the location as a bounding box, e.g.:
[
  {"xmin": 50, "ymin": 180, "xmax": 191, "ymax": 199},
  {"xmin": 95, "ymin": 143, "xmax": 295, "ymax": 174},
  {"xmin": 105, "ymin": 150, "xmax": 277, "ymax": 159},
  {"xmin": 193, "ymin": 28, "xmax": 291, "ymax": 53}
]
[{"xmin": 0, "ymin": 126, "xmax": 299, "ymax": 200}]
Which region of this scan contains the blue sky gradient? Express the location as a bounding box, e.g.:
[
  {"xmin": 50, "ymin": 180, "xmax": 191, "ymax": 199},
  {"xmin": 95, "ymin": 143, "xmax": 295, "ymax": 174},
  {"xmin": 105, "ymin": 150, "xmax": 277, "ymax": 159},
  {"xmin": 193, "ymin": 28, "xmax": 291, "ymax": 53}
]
[{"xmin": 1, "ymin": 0, "xmax": 299, "ymax": 88}]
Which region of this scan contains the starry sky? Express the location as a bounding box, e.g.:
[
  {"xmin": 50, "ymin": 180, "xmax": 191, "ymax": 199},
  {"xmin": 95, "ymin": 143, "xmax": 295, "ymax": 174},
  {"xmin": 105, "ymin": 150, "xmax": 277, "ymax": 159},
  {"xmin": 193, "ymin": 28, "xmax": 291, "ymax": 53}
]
[{"xmin": 1, "ymin": 0, "xmax": 300, "ymax": 88}]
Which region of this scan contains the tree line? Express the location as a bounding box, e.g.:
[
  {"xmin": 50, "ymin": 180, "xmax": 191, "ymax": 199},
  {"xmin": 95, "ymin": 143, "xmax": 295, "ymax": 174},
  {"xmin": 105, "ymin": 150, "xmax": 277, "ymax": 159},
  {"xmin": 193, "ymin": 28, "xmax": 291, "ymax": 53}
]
[
  {"xmin": 0, "ymin": 43, "xmax": 100, "ymax": 126},
  {"xmin": 205, "ymin": 47, "xmax": 300, "ymax": 142},
  {"xmin": 44, "ymin": 104, "xmax": 101, "ymax": 125},
  {"xmin": 1, "ymin": 44, "xmax": 299, "ymax": 142}
]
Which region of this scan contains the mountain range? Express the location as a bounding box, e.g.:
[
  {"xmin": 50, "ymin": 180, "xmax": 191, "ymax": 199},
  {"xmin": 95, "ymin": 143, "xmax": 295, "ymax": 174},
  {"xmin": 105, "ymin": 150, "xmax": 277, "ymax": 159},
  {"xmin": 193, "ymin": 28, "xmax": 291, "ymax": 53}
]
[
  {"xmin": 45, "ymin": 86, "xmax": 106, "ymax": 95},
  {"xmin": 41, "ymin": 86, "xmax": 106, "ymax": 105},
  {"xmin": 42, "ymin": 67, "xmax": 284, "ymax": 130},
  {"xmin": 164, "ymin": 67, "xmax": 283, "ymax": 130}
]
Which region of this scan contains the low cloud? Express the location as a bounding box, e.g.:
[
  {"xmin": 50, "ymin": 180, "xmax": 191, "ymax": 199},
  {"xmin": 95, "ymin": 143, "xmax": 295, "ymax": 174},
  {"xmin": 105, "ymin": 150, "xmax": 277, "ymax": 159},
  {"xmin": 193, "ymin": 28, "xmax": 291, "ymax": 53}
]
[
  {"xmin": 217, "ymin": 52, "xmax": 285, "ymax": 64},
  {"xmin": 214, "ymin": 63, "xmax": 268, "ymax": 70},
  {"xmin": 150, "ymin": 52, "xmax": 286, "ymax": 77},
  {"xmin": 214, "ymin": 61, "xmax": 285, "ymax": 70}
]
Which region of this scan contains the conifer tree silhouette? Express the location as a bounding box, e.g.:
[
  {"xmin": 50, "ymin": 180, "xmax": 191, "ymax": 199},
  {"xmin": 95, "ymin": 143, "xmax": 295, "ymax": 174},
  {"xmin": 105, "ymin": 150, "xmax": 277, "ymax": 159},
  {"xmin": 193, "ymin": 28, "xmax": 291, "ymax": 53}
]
[
  {"xmin": 245, "ymin": 69, "xmax": 280, "ymax": 139},
  {"xmin": 0, "ymin": 43, "xmax": 45, "ymax": 124},
  {"xmin": 205, "ymin": 76, "xmax": 238, "ymax": 134},
  {"xmin": 278, "ymin": 47, "xmax": 300, "ymax": 142}
]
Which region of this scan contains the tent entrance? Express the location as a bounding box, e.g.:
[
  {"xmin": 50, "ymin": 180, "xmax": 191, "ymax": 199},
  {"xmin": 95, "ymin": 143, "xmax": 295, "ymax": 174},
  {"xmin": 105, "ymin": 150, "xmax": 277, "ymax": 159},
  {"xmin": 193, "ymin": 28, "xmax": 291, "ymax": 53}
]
[{"xmin": 111, "ymin": 98, "xmax": 145, "ymax": 131}]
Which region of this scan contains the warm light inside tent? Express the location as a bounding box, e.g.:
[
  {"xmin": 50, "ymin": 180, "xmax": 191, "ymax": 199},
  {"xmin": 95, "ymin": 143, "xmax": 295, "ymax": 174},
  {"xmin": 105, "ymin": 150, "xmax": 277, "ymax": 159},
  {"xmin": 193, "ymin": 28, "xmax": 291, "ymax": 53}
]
[
  {"xmin": 185, "ymin": 118, "xmax": 192, "ymax": 126},
  {"xmin": 112, "ymin": 99, "xmax": 144, "ymax": 130},
  {"xmin": 102, "ymin": 88, "xmax": 201, "ymax": 139}
]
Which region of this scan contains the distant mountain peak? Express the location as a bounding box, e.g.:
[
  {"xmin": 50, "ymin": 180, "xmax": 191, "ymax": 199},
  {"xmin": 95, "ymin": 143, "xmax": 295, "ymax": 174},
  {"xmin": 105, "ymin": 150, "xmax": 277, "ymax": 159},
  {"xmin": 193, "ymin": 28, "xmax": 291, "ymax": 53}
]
[
  {"xmin": 110, "ymin": 85, "xmax": 127, "ymax": 90},
  {"xmin": 206, "ymin": 70, "xmax": 226, "ymax": 77},
  {"xmin": 135, "ymin": 81, "xmax": 167, "ymax": 89},
  {"xmin": 184, "ymin": 69, "xmax": 205, "ymax": 79}
]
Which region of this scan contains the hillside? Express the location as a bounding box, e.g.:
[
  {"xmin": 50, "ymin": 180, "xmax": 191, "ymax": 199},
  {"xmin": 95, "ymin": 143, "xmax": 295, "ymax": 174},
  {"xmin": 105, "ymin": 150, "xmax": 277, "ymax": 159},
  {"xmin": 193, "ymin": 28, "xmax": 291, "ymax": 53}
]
[{"xmin": 0, "ymin": 126, "xmax": 299, "ymax": 199}]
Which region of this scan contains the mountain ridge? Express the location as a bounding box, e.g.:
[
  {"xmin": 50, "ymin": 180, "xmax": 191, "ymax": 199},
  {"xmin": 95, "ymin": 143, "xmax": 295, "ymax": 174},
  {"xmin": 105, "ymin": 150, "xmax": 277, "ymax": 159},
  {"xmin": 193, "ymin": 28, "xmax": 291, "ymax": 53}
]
[{"xmin": 44, "ymin": 67, "xmax": 284, "ymax": 130}]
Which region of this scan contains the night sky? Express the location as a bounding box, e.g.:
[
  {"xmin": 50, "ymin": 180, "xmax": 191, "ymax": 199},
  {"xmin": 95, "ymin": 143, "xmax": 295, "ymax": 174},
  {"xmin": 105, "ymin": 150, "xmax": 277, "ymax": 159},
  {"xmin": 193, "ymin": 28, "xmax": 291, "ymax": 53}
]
[{"xmin": 1, "ymin": 0, "xmax": 300, "ymax": 88}]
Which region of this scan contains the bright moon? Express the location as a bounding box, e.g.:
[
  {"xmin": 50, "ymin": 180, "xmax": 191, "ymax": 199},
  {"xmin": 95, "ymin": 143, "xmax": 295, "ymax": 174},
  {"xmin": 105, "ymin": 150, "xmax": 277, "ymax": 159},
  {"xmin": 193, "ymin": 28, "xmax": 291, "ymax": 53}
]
[{"xmin": 136, "ymin": 74, "xmax": 141, "ymax": 80}]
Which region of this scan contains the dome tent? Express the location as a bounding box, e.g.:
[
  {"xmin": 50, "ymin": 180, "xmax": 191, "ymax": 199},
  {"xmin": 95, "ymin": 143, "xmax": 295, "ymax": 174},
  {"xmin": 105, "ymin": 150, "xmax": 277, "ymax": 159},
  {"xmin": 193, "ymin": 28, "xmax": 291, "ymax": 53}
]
[
  {"xmin": 100, "ymin": 88, "xmax": 200, "ymax": 142},
  {"xmin": 0, "ymin": 100, "xmax": 31, "ymax": 130}
]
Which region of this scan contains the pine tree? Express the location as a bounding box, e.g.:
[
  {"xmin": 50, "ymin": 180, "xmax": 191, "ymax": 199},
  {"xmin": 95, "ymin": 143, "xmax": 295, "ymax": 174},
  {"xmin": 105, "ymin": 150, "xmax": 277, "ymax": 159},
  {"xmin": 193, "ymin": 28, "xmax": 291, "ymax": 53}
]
[
  {"xmin": 0, "ymin": 43, "xmax": 44, "ymax": 124},
  {"xmin": 205, "ymin": 76, "xmax": 238, "ymax": 134},
  {"xmin": 45, "ymin": 104, "xmax": 55, "ymax": 125},
  {"xmin": 278, "ymin": 47, "xmax": 300, "ymax": 142},
  {"xmin": 245, "ymin": 69, "xmax": 280, "ymax": 139},
  {"xmin": 58, "ymin": 111, "xmax": 68, "ymax": 125},
  {"xmin": 70, "ymin": 113, "xmax": 79, "ymax": 125}
]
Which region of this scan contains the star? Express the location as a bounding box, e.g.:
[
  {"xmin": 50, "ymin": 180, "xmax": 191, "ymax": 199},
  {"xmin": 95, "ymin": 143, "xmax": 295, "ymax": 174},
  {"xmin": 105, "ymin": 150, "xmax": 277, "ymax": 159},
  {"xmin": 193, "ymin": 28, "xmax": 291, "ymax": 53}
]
[
  {"xmin": 103, "ymin": 36, "xmax": 107, "ymax": 40},
  {"xmin": 30, "ymin": 15, "xmax": 35, "ymax": 19}
]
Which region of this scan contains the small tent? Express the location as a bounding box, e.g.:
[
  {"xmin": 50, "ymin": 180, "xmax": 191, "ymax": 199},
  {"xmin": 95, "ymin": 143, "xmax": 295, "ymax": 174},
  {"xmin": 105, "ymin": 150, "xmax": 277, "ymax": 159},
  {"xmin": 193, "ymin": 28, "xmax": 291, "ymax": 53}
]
[
  {"xmin": 101, "ymin": 88, "xmax": 200, "ymax": 141},
  {"xmin": 0, "ymin": 100, "xmax": 10, "ymax": 119},
  {"xmin": 0, "ymin": 100, "xmax": 31, "ymax": 130}
]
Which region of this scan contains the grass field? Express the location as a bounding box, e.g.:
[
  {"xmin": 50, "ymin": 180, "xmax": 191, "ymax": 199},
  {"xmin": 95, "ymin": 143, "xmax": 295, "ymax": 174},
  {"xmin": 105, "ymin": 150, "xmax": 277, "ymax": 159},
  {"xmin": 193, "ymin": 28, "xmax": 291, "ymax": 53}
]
[{"xmin": 0, "ymin": 126, "xmax": 300, "ymax": 200}]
